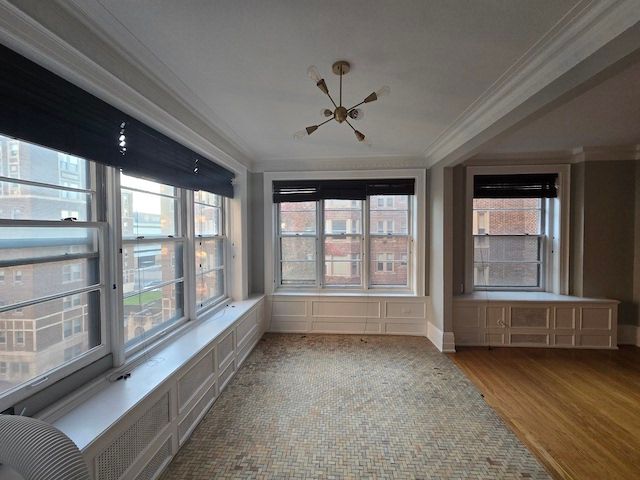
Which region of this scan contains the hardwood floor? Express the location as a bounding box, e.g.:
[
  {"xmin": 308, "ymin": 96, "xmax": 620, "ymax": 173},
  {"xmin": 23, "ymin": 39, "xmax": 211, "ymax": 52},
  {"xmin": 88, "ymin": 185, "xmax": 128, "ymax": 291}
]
[{"xmin": 450, "ymin": 346, "xmax": 640, "ymax": 480}]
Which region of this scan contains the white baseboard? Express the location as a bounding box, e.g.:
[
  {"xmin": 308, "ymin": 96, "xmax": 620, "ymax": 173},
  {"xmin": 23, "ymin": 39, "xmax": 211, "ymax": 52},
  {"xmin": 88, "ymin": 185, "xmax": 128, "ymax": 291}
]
[
  {"xmin": 427, "ymin": 321, "xmax": 456, "ymax": 353},
  {"xmin": 618, "ymin": 324, "xmax": 640, "ymax": 346}
]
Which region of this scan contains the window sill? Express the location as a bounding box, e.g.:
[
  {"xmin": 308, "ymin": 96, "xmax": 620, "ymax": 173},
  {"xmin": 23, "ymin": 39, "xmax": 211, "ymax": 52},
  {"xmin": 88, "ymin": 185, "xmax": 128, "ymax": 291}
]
[
  {"xmin": 47, "ymin": 295, "xmax": 265, "ymax": 452},
  {"xmin": 455, "ymin": 291, "xmax": 620, "ymax": 303},
  {"xmin": 272, "ymin": 290, "xmax": 421, "ymax": 298}
]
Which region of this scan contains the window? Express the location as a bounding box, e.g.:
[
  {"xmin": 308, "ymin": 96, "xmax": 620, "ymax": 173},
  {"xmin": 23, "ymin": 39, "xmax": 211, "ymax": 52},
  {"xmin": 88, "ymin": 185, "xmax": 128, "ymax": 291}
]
[
  {"xmin": 276, "ymin": 194, "xmax": 412, "ymax": 289},
  {"xmin": 0, "ymin": 362, "xmax": 6, "ymax": 374},
  {"xmin": 0, "ymin": 270, "xmax": 4, "ymax": 283},
  {"xmin": 0, "ymin": 136, "xmax": 103, "ymax": 400},
  {"xmin": 120, "ymin": 173, "xmax": 184, "ymax": 346},
  {"xmin": 194, "ymin": 191, "xmax": 225, "ymax": 310},
  {"xmin": 472, "ymin": 198, "xmax": 543, "ymax": 288},
  {"xmin": 0, "ymin": 331, "xmax": 5, "ymax": 344},
  {"xmin": 278, "ymin": 201, "xmax": 317, "ymax": 285}
]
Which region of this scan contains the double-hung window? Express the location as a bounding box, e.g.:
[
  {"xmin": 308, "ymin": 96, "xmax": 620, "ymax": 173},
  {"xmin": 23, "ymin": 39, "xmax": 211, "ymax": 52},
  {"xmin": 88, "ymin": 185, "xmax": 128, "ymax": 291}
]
[
  {"xmin": 0, "ymin": 136, "xmax": 105, "ymax": 401},
  {"xmin": 471, "ymin": 173, "xmax": 558, "ymax": 290},
  {"xmin": 276, "ymin": 190, "xmax": 413, "ymax": 290},
  {"xmin": 120, "ymin": 173, "xmax": 184, "ymax": 346},
  {"xmin": 194, "ymin": 191, "xmax": 225, "ymax": 310}
]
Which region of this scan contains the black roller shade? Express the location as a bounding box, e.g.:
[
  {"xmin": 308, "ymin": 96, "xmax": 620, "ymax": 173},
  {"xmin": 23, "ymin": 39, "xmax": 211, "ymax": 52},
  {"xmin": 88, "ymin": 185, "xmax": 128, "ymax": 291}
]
[
  {"xmin": 474, "ymin": 174, "xmax": 558, "ymax": 199},
  {"xmin": 273, "ymin": 178, "xmax": 415, "ymax": 203},
  {"xmin": 0, "ymin": 43, "xmax": 234, "ymax": 197}
]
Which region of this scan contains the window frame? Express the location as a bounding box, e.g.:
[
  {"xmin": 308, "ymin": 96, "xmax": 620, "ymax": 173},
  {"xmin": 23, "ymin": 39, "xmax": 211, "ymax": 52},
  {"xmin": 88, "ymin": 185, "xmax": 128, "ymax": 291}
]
[
  {"xmin": 274, "ymin": 195, "xmax": 414, "ymax": 292},
  {"xmin": 0, "ymin": 152, "xmax": 110, "ymax": 412},
  {"xmin": 465, "ymin": 165, "xmax": 570, "ymax": 295}
]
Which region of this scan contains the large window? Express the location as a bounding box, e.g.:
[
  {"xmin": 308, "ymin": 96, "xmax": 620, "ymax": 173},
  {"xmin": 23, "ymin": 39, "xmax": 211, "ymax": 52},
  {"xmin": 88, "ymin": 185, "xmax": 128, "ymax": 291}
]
[
  {"xmin": 277, "ymin": 195, "xmax": 412, "ymax": 289},
  {"xmin": 473, "ymin": 198, "xmax": 544, "ymax": 289},
  {"xmin": 120, "ymin": 173, "xmax": 184, "ymax": 346},
  {"xmin": 0, "ymin": 136, "xmax": 104, "ymax": 399},
  {"xmin": 194, "ymin": 191, "xmax": 225, "ymax": 310}
]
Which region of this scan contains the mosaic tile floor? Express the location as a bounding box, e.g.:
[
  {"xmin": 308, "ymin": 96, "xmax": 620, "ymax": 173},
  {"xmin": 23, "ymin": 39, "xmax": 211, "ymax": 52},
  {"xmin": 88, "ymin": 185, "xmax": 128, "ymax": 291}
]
[{"xmin": 161, "ymin": 334, "xmax": 549, "ymax": 479}]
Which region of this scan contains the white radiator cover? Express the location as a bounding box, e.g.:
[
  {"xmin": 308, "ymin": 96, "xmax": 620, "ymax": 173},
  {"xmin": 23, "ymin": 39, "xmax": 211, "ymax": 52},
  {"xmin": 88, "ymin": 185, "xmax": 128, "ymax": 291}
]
[{"xmin": 80, "ymin": 298, "xmax": 266, "ymax": 480}]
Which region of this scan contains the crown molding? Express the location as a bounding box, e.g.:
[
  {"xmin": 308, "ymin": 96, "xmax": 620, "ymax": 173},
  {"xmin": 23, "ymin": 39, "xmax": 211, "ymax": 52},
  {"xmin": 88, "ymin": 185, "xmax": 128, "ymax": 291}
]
[
  {"xmin": 254, "ymin": 155, "xmax": 427, "ymax": 173},
  {"xmin": 424, "ymin": 0, "xmax": 640, "ymax": 168},
  {"xmin": 0, "ymin": 0, "xmax": 250, "ymax": 174},
  {"xmin": 468, "ymin": 144, "xmax": 640, "ymax": 167}
]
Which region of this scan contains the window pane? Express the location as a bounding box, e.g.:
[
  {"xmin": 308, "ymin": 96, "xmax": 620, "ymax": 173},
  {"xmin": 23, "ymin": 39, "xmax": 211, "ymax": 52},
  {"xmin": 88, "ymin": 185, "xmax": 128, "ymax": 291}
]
[
  {"xmin": 0, "ymin": 291, "xmax": 101, "ymax": 395},
  {"xmin": 370, "ymin": 237, "xmax": 409, "ymax": 286},
  {"xmin": 0, "ymin": 259, "xmax": 99, "ymax": 307},
  {"xmin": 474, "ymin": 235, "xmax": 541, "ymax": 263},
  {"xmin": 0, "ymin": 180, "xmax": 91, "ymax": 221},
  {"xmin": 324, "ymin": 236, "xmax": 361, "ymax": 286},
  {"xmin": 474, "ymin": 263, "xmax": 540, "ymax": 288},
  {"xmin": 122, "ymin": 242, "xmax": 183, "ymax": 295},
  {"xmin": 195, "ymin": 191, "xmax": 222, "ymax": 206},
  {"xmin": 121, "ymin": 188, "xmax": 176, "ymax": 238},
  {"xmin": 195, "ymin": 202, "xmax": 222, "ymax": 236},
  {"xmin": 123, "ymin": 282, "xmax": 184, "ymax": 344},
  {"xmin": 472, "ymin": 198, "xmax": 541, "ymax": 235},
  {"xmin": 0, "ymin": 226, "xmax": 98, "ymax": 262},
  {"xmin": 0, "ymin": 136, "xmax": 90, "ymax": 189},
  {"xmin": 281, "ymin": 261, "xmax": 315, "ymax": 284},
  {"xmin": 369, "ymin": 195, "xmax": 408, "ymax": 234},
  {"xmin": 196, "ymin": 270, "xmax": 224, "ymax": 307},
  {"xmin": 281, "ymin": 237, "xmax": 315, "ymax": 261},
  {"xmin": 120, "ymin": 174, "xmax": 174, "ymax": 196},
  {"xmin": 279, "ymin": 202, "xmax": 316, "ymax": 234},
  {"xmin": 324, "ymin": 200, "xmax": 362, "ymax": 234},
  {"xmin": 196, "ymin": 238, "xmax": 224, "ymax": 272}
]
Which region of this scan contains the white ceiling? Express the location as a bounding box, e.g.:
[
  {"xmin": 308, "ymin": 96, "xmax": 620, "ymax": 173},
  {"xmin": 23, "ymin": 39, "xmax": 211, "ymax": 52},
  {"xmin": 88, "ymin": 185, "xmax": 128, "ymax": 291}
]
[
  {"xmin": 73, "ymin": 0, "xmax": 580, "ymax": 166},
  {"xmin": 484, "ymin": 58, "xmax": 640, "ymax": 154}
]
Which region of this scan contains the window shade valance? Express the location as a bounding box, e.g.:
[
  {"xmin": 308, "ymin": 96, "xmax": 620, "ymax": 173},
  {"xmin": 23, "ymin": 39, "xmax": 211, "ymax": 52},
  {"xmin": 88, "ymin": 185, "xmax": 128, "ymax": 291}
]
[
  {"xmin": 0, "ymin": 43, "xmax": 235, "ymax": 197},
  {"xmin": 473, "ymin": 174, "xmax": 558, "ymax": 199},
  {"xmin": 272, "ymin": 178, "xmax": 415, "ymax": 203}
]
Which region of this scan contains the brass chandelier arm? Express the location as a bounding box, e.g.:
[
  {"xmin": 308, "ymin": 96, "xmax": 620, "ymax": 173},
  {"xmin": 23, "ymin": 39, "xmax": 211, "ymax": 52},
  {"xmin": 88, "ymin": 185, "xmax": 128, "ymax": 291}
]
[
  {"xmin": 318, "ymin": 117, "xmax": 334, "ymax": 128},
  {"xmin": 326, "ymin": 90, "xmax": 338, "ymax": 109},
  {"xmin": 345, "ymin": 119, "xmax": 357, "ymax": 132},
  {"xmin": 347, "ymin": 100, "xmax": 365, "ymax": 113}
]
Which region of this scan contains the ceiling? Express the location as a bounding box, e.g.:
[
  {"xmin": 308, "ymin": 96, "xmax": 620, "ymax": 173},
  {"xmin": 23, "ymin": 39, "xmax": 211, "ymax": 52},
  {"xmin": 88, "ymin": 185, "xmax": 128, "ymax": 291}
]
[
  {"xmin": 484, "ymin": 58, "xmax": 640, "ymax": 154},
  {"xmin": 71, "ymin": 0, "xmax": 580, "ymax": 167}
]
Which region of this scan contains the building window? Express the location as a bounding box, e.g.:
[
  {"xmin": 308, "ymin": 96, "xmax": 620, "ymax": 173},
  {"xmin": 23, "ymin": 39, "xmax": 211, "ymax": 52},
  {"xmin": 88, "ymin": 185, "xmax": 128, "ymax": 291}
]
[
  {"xmin": 0, "ymin": 332, "xmax": 5, "ymax": 344},
  {"xmin": 0, "ymin": 270, "xmax": 4, "ymax": 284},
  {"xmin": 0, "ymin": 136, "xmax": 103, "ymax": 402},
  {"xmin": 0, "ymin": 362, "xmax": 6, "ymax": 375},
  {"xmin": 194, "ymin": 191, "xmax": 226, "ymax": 311},
  {"xmin": 277, "ymin": 194, "xmax": 412, "ymax": 289},
  {"xmin": 120, "ymin": 173, "xmax": 184, "ymax": 346},
  {"xmin": 472, "ymin": 198, "xmax": 544, "ymax": 289}
]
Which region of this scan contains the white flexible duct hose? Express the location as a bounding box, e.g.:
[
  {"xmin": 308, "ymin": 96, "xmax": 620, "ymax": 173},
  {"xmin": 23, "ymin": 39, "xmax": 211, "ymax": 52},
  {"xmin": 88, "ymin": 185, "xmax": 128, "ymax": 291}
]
[{"xmin": 0, "ymin": 415, "xmax": 91, "ymax": 480}]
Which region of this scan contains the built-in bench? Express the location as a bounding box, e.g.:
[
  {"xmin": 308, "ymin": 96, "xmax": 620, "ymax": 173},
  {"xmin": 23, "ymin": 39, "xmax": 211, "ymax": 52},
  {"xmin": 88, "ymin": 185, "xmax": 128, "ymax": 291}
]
[
  {"xmin": 47, "ymin": 295, "xmax": 265, "ymax": 480},
  {"xmin": 453, "ymin": 292, "xmax": 618, "ymax": 349}
]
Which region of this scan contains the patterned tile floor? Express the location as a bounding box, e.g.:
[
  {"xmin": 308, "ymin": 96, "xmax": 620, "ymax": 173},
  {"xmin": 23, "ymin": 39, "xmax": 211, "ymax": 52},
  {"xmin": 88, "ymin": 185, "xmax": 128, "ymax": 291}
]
[{"xmin": 161, "ymin": 334, "xmax": 549, "ymax": 479}]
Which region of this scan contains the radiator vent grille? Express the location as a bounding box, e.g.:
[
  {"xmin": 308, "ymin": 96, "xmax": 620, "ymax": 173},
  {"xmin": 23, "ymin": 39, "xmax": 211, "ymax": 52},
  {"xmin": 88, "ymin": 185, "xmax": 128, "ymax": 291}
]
[
  {"xmin": 96, "ymin": 393, "xmax": 170, "ymax": 480},
  {"xmin": 136, "ymin": 438, "xmax": 172, "ymax": 480}
]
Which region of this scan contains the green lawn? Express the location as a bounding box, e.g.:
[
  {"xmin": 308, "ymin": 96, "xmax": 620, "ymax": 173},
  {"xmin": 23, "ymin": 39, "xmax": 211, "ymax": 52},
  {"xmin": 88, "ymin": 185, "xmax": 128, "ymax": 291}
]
[{"xmin": 123, "ymin": 290, "xmax": 162, "ymax": 306}]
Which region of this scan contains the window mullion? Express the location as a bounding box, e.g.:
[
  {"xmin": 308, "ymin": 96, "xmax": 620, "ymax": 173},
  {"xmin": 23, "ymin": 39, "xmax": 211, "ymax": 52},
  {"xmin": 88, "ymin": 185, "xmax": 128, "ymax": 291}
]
[
  {"xmin": 318, "ymin": 200, "xmax": 324, "ymax": 288},
  {"xmin": 364, "ymin": 197, "xmax": 370, "ymax": 290}
]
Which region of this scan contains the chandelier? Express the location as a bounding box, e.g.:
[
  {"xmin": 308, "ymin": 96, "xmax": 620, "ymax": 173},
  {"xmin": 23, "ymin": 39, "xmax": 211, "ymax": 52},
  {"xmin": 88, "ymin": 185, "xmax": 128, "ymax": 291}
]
[{"xmin": 294, "ymin": 60, "xmax": 390, "ymax": 145}]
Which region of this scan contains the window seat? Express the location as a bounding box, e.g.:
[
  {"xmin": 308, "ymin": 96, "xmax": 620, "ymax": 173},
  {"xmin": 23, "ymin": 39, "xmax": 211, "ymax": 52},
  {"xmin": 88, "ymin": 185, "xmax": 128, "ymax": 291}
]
[
  {"xmin": 453, "ymin": 292, "xmax": 618, "ymax": 349},
  {"xmin": 49, "ymin": 295, "xmax": 265, "ymax": 479}
]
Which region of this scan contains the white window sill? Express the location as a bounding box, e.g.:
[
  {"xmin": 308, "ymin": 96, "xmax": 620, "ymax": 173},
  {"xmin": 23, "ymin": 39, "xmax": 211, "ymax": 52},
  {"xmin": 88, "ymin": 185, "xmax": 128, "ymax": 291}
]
[
  {"xmin": 50, "ymin": 295, "xmax": 264, "ymax": 452},
  {"xmin": 272, "ymin": 290, "xmax": 421, "ymax": 298},
  {"xmin": 455, "ymin": 291, "xmax": 619, "ymax": 303}
]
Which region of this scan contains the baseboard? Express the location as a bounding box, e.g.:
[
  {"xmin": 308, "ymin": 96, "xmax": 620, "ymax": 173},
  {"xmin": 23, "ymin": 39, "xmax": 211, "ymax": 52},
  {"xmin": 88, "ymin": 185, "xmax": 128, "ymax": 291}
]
[
  {"xmin": 427, "ymin": 321, "xmax": 456, "ymax": 353},
  {"xmin": 618, "ymin": 324, "xmax": 640, "ymax": 346}
]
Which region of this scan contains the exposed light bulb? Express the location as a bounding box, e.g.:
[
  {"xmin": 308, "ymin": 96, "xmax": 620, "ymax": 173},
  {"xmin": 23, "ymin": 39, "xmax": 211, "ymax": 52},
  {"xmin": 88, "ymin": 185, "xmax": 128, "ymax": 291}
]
[
  {"xmin": 321, "ymin": 108, "xmax": 333, "ymax": 118},
  {"xmin": 307, "ymin": 65, "xmax": 322, "ymax": 83},
  {"xmin": 348, "ymin": 108, "xmax": 364, "ymax": 121},
  {"xmin": 375, "ymin": 85, "xmax": 391, "ymax": 98},
  {"xmin": 293, "ymin": 129, "xmax": 308, "ymax": 140}
]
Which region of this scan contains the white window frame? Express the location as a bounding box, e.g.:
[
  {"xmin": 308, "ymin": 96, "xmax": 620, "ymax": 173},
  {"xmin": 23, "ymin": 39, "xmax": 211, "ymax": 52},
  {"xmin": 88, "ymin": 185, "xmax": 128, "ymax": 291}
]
[
  {"xmin": 0, "ymin": 154, "xmax": 109, "ymax": 412},
  {"xmin": 265, "ymin": 170, "xmax": 425, "ymax": 296},
  {"xmin": 194, "ymin": 193, "xmax": 227, "ymax": 314},
  {"xmin": 465, "ymin": 165, "xmax": 570, "ymax": 294}
]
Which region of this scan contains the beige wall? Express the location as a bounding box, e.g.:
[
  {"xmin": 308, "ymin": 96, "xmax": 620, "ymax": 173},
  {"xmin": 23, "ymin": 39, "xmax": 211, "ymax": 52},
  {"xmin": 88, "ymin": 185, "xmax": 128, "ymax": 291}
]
[
  {"xmin": 575, "ymin": 161, "xmax": 637, "ymax": 325},
  {"xmin": 635, "ymin": 162, "xmax": 640, "ymax": 326},
  {"xmin": 248, "ymin": 172, "xmax": 265, "ymax": 295}
]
